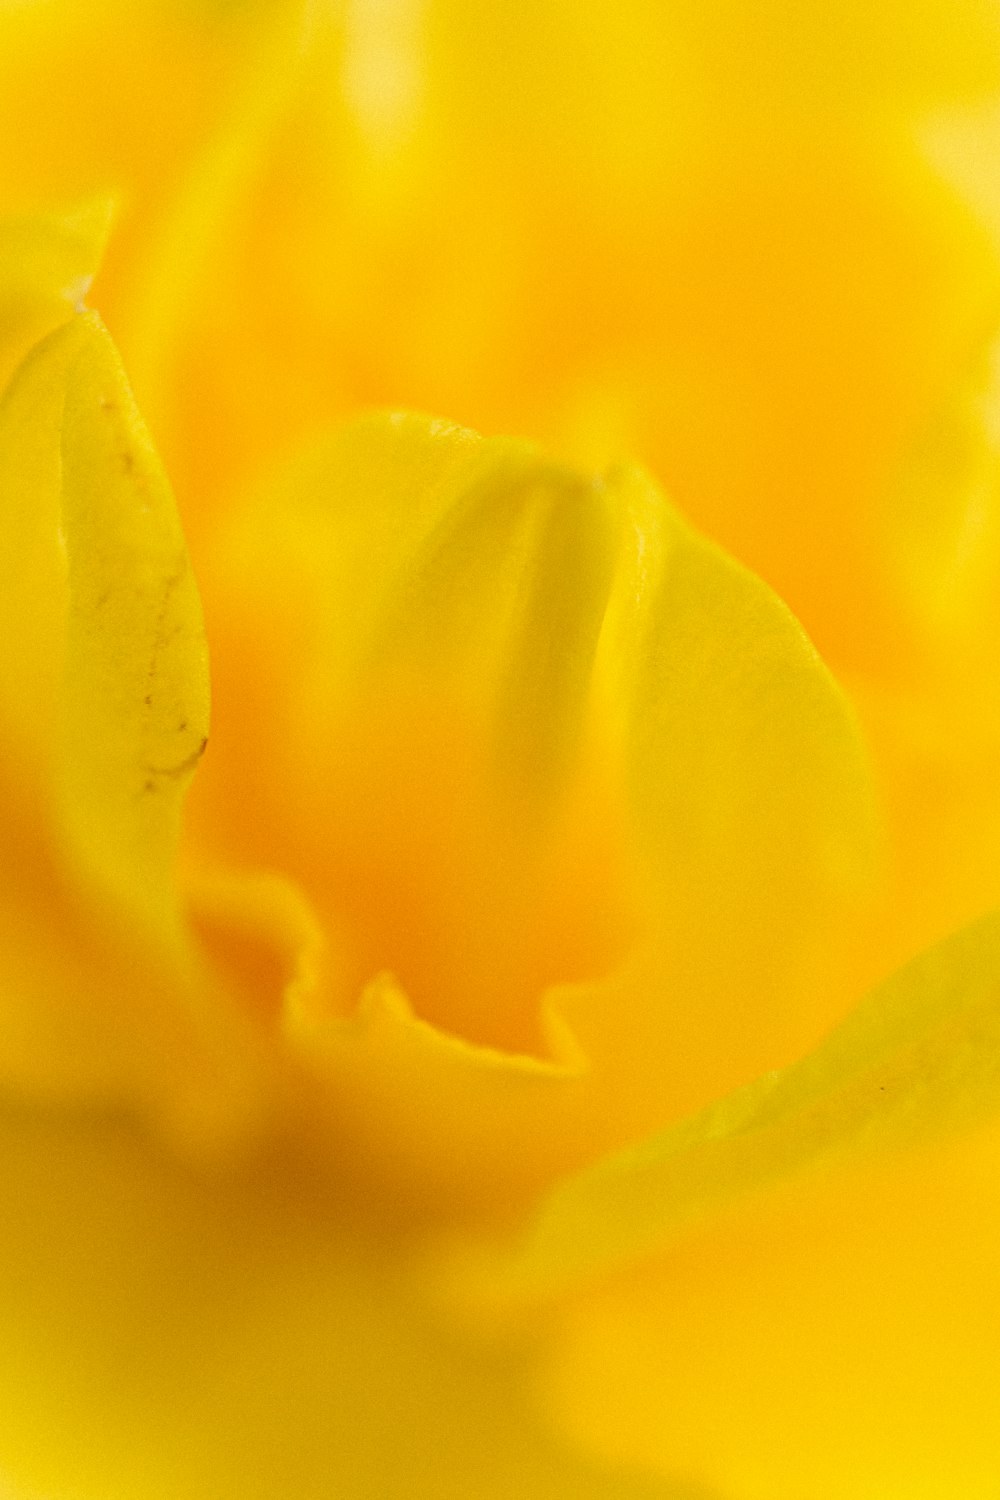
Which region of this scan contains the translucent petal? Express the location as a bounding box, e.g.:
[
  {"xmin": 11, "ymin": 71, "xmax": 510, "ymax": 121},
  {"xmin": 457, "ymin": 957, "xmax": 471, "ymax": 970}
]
[
  {"xmin": 57, "ymin": 310, "xmax": 210, "ymax": 925},
  {"xmin": 0, "ymin": 312, "xmax": 258, "ymax": 1147}
]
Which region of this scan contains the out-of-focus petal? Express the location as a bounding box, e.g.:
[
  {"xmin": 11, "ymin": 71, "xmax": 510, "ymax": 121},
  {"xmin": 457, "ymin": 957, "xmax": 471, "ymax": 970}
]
[
  {"xmin": 0, "ymin": 195, "xmax": 111, "ymax": 390},
  {"xmin": 0, "ymin": 1107, "xmax": 708, "ymax": 1500},
  {"xmin": 433, "ymin": 916, "xmax": 1000, "ymax": 1499},
  {"xmin": 842, "ymin": 318, "xmax": 1000, "ymax": 983},
  {"xmin": 536, "ymin": 1122, "xmax": 1000, "ymax": 1500},
  {"xmin": 284, "ymin": 971, "xmax": 592, "ymax": 1224},
  {"xmin": 25, "ymin": 0, "xmax": 988, "ymax": 690},
  {"xmin": 457, "ymin": 911, "xmax": 1000, "ymax": 1298},
  {"xmin": 4, "ymin": 3, "xmax": 988, "ymax": 689},
  {"xmin": 557, "ymin": 461, "xmax": 881, "ymax": 1132}
]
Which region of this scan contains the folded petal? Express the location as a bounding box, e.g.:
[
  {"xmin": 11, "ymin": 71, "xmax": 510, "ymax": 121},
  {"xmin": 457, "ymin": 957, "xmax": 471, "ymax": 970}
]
[{"xmin": 188, "ymin": 412, "xmax": 625, "ymax": 1052}]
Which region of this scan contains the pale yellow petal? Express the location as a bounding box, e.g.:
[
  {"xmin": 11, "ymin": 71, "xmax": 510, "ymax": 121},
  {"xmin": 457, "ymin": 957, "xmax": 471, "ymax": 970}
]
[
  {"xmin": 0, "ymin": 311, "xmax": 259, "ymax": 1147},
  {"xmin": 57, "ymin": 309, "xmax": 209, "ymax": 927}
]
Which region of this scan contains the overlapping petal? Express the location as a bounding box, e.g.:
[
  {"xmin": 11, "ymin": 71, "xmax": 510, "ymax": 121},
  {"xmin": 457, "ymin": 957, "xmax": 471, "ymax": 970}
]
[
  {"xmin": 439, "ymin": 914, "xmax": 1000, "ymax": 1498},
  {"xmin": 455, "ymin": 911, "xmax": 1000, "ymax": 1299},
  {"xmin": 186, "ymin": 411, "xmax": 879, "ymax": 1217},
  {"xmin": 4, "ymin": 3, "xmax": 998, "ymax": 680},
  {"xmin": 0, "ymin": 195, "xmax": 111, "ymax": 392},
  {"xmin": 0, "ymin": 214, "xmax": 260, "ymax": 1148},
  {"xmin": 0, "ymin": 6, "xmax": 997, "ymax": 1498}
]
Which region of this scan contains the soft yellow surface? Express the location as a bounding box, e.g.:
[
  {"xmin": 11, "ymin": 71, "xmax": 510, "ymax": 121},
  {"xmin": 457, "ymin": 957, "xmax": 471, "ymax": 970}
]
[
  {"xmin": 519, "ymin": 919, "xmax": 1000, "ymax": 1498},
  {"xmin": 183, "ymin": 412, "xmax": 876, "ymax": 1218},
  {"xmin": 538, "ymin": 1129, "xmax": 1000, "ymax": 1500},
  {"xmin": 460, "ymin": 912, "xmax": 1000, "ymax": 1298},
  {"xmin": 3, "ymin": 0, "xmax": 998, "ymax": 671},
  {"xmin": 2, "ymin": 5, "xmax": 1000, "ymax": 1499},
  {"xmin": 0, "ymin": 1108, "xmax": 702, "ymax": 1500}
]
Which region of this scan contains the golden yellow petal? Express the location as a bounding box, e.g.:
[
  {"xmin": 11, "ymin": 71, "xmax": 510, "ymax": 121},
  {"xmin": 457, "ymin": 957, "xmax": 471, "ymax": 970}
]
[
  {"xmin": 187, "ymin": 413, "xmax": 626, "ymax": 1051},
  {"xmin": 0, "ymin": 194, "xmax": 112, "ymax": 393},
  {"xmin": 537, "ymin": 1122, "xmax": 1000, "ymax": 1499},
  {"xmin": 186, "ymin": 413, "xmax": 882, "ymax": 1217},
  {"xmin": 459, "ymin": 911, "xmax": 1000, "ymax": 1300},
  {"xmin": 0, "ymin": 1108, "xmax": 698, "ymax": 1500}
]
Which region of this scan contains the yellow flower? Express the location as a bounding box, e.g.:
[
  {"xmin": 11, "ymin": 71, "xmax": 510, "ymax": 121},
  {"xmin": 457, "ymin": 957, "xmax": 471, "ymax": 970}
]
[{"xmin": 3, "ymin": 5, "xmax": 1000, "ymax": 1500}]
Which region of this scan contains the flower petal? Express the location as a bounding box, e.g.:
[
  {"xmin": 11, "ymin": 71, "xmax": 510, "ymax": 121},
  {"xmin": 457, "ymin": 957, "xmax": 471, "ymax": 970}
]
[
  {"xmin": 0, "ymin": 195, "xmax": 112, "ymax": 392},
  {"xmin": 0, "ymin": 309, "xmax": 259, "ymax": 1147},
  {"xmin": 558, "ymin": 461, "xmax": 882, "ymax": 1128},
  {"xmin": 536, "ymin": 1119, "xmax": 1000, "ymax": 1500},
  {"xmin": 57, "ymin": 310, "xmax": 210, "ymax": 923},
  {"xmin": 459, "ymin": 910, "xmax": 1000, "ymax": 1300},
  {"xmin": 189, "ymin": 413, "xmax": 881, "ymax": 1213},
  {"xmin": 0, "ymin": 1109, "xmax": 705, "ymax": 1500},
  {"xmin": 188, "ymin": 411, "xmax": 625, "ymax": 1056},
  {"xmin": 845, "ymin": 320, "xmax": 1000, "ymax": 982}
]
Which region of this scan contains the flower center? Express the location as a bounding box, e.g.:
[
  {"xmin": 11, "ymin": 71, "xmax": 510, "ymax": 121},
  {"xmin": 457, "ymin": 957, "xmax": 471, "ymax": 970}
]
[
  {"xmin": 187, "ymin": 668, "xmax": 633, "ymax": 1057},
  {"xmin": 182, "ymin": 420, "xmax": 634, "ymax": 1058},
  {"xmin": 316, "ymin": 687, "xmax": 632, "ymax": 1054}
]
